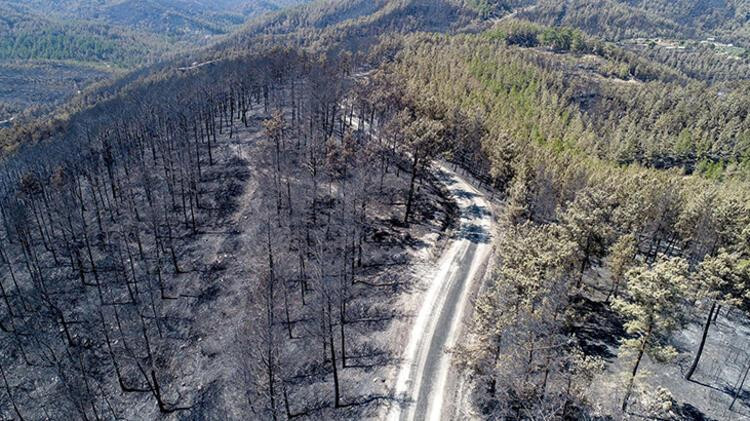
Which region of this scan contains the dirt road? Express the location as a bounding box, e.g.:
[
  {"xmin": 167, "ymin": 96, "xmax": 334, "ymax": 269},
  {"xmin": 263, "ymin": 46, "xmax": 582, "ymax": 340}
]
[
  {"xmin": 346, "ymin": 111, "xmax": 493, "ymax": 420},
  {"xmin": 388, "ymin": 164, "xmax": 494, "ymax": 421}
]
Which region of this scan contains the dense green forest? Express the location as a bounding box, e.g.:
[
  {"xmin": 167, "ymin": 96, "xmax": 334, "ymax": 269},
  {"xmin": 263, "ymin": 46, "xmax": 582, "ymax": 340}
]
[
  {"xmin": 0, "ymin": 4, "xmax": 158, "ymax": 66},
  {"xmin": 478, "ymin": 21, "xmax": 750, "ymax": 178},
  {"xmin": 371, "ymin": 25, "xmax": 750, "ymax": 418},
  {"xmin": 0, "ymin": 0, "xmax": 312, "ymax": 65}
]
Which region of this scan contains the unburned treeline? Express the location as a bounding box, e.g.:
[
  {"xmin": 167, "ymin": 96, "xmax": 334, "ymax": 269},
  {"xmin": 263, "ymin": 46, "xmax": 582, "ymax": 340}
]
[
  {"xmin": 375, "ymin": 32, "xmax": 750, "ymax": 418},
  {"xmin": 394, "ymin": 27, "xmax": 750, "ymax": 180}
]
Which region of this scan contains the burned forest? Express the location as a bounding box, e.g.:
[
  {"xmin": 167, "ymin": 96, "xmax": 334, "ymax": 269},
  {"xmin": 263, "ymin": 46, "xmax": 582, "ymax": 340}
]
[
  {"xmin": 0, "ymin": 46, "xmax": 473, "ymax": 419},
  {"xmin": 4, "ymin": 1, "xmax": 750, "ymax": 420}
]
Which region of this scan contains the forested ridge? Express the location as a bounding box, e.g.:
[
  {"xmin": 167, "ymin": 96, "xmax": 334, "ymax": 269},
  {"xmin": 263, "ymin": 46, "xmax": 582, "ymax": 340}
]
[
  {"xmin": 374, "ymin": 30, "xmax": 750, "ymax": 417},
  {"xmin": 0, "ymin": 0, "xmax": 309, "ymax": 126},
  {"xmin": 4, "ymin": 0, "xmax": 750, "ymax": 124},
  {"xmin": 413, "ymin": 22, "xmax": 750, "ymax": 178},
  {"xmin": 2, "ymin": 0, "xmax": 750, "ymax": 419},
  {"xmin": 0, "ymin": 0, "xmax": 308, "ymax": 56},
  {"xmin": 520, "ymin": 0, "xmax": 750, "ymax": 46}
]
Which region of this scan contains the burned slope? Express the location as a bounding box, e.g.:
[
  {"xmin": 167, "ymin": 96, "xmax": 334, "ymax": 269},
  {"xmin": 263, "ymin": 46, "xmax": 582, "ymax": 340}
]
[{"xmin": 0, "ymin": 30, "xmax": 463, "ymax": 418}]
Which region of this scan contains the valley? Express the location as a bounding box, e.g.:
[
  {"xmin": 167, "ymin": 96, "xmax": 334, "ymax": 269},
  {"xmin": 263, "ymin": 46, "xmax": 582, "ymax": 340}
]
[{"xmin": 0, "ymin": 0, "xmax": 309, "ymax": 125}]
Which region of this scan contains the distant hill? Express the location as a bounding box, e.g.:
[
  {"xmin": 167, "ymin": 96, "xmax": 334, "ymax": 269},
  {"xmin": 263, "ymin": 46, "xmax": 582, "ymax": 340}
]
[
  {"xmin": 0, "ymin": 2, "xmax": 159, "ymax": 66},
  {"xmin": 519, "ymin": 0, "xmax": 750, "ymax": 46},
  {"xmin": 0, "ymin": 0, "xmax": 308, "ymax": 123},
  {"xmin": 0, "ymin": 0, "xmax": 310, "ymax": 63},
  {"xmin": 217, "ymin": 0, "xmax": 486, "ymax": 54}
]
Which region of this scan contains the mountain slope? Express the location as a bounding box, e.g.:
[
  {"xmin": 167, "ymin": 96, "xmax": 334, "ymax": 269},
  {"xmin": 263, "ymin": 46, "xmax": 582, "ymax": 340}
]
[
  {"xmin": 519, "ymin": 0, "xmax": 750, "ymax": 46},
  {"xmin": 1, "ymin": 2, "xmax": 750, "ymax": 421},
  {"xmin": 0, "ymin": 0, "xmax": 309, "ymax": 129},
  {"xmin": 0, "ymin": 2, "xmax": 160, "ymax": 66}
]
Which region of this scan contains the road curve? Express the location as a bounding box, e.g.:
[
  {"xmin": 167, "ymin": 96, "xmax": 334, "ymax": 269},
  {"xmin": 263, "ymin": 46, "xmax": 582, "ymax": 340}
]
[
  {"xmin": 388, "ymin": 164, "xmax": 493, "ymax": 421},
  {"xmin": 345, "ymin": 111, "xmax": 493, "ymax": 420}
]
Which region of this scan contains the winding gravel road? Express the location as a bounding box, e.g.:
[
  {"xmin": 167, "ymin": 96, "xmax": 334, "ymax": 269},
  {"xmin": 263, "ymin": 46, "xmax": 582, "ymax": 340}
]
[
  {"xmin": 388, "ymin": 165, "xmax": 494, "ymax": 421},
  {"xmin": 346, "ymin": 109, "xmax": 493, "ymax": 420}
]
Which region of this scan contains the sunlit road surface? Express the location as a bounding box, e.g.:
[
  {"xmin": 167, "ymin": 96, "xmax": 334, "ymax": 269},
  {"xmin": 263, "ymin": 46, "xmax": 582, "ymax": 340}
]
[{"xmin": 389, "ymin": 164, "xmax": 493, "ymax": 421}]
